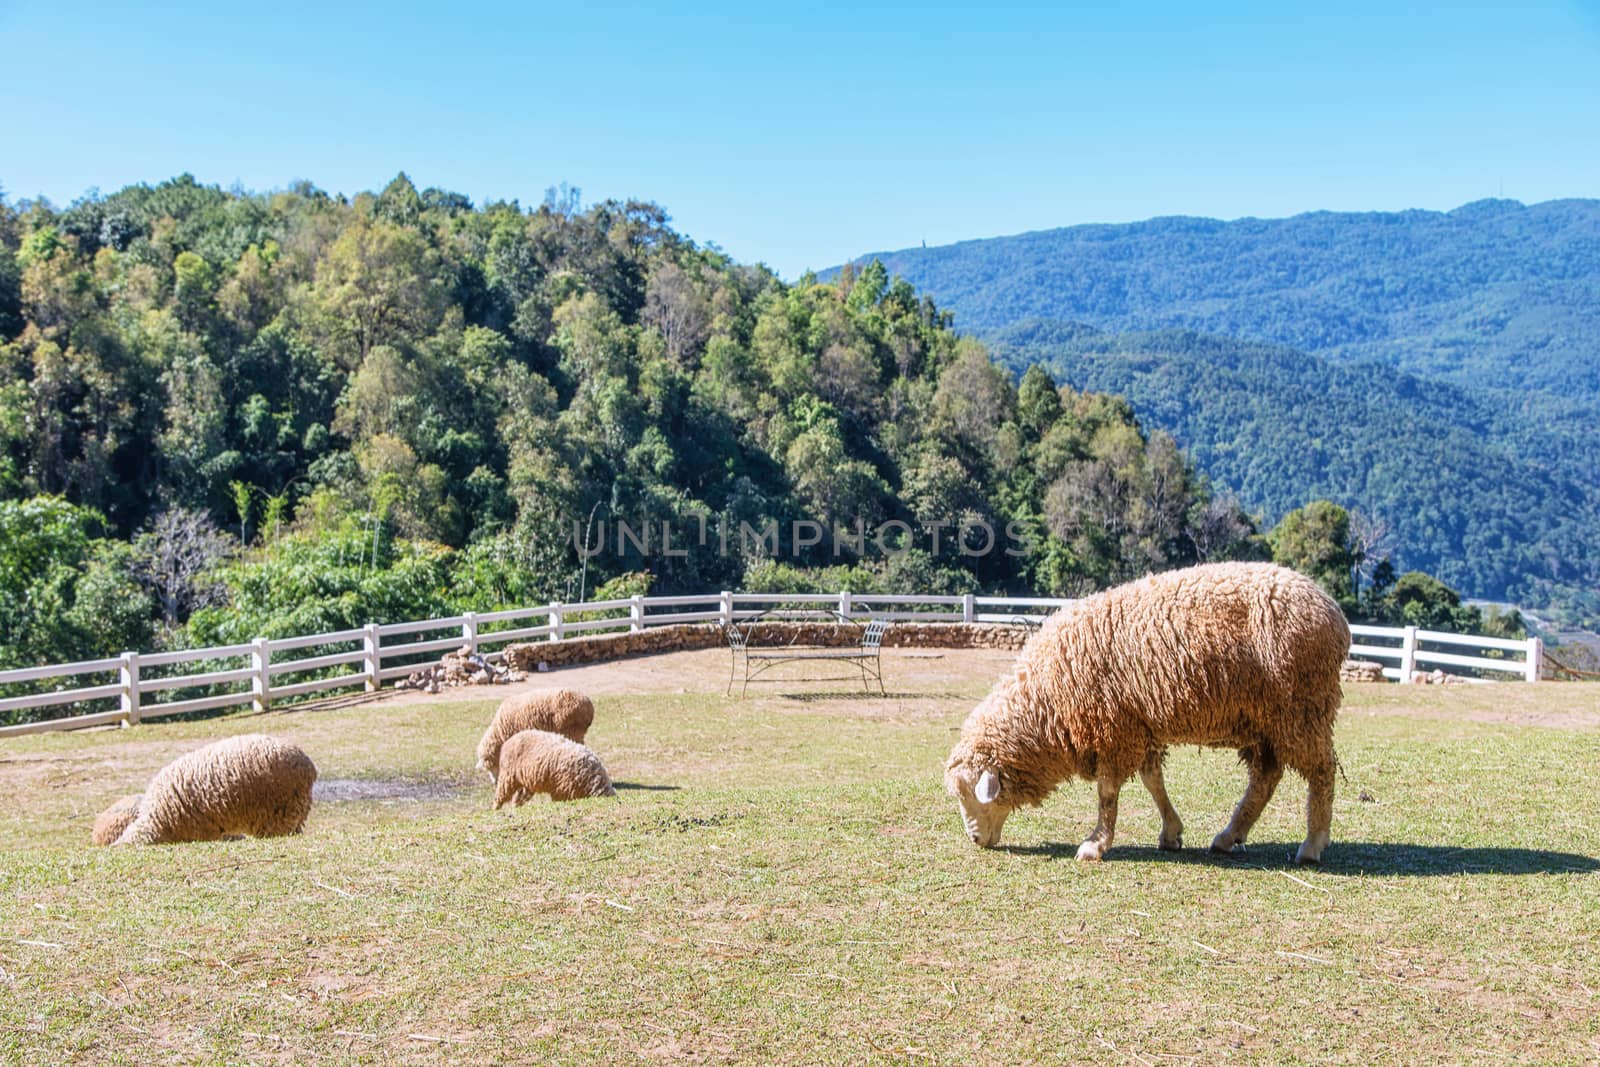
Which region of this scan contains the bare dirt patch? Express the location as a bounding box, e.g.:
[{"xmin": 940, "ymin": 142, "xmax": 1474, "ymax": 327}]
[
  {"xmin": 313, "ymin": 778, "xmax": 468, "ymax": 803},
  {"xmin": 354, "ymin": 647, "xmax": 1016, "ymax": 709}
]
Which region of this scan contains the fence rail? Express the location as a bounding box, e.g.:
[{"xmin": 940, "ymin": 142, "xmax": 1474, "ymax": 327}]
[
  {"xmin": 1347, "ymin": 624, "xmax": 1541, "ymax": 684},
  {"xmin": 0, "ymin": 592, "xmax": 1544, "ymax": 737}
]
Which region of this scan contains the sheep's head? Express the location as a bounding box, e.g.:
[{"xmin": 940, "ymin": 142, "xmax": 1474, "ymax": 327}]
[
  {"xmin": 475, "ymin": 734, "xmax": 501, "ymax": 782},
  {"xmin": 945, "ymin": 762, "xmax": 1014, "ymax": 848},
  {"xmin": 91, "ymin": 793, "xmax": 143, "ymax": 847}
]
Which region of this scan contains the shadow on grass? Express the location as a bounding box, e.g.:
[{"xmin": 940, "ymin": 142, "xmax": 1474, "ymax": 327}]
[
  {"xmin": 612, "ymin": 781, "xmax": 680, "ymax": 792},
  {"xmin": 1009, "ymin": 840, "xmax": 1600, "ymax": 875}
]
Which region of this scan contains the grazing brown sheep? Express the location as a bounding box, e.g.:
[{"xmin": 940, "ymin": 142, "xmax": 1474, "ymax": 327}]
[
  {"xmin": 476, "ymin": 688, "xmax": 595, "ymax": 780},
  {"xmin": 114, "ymin": 734, "xmax": 317, "ymax": 846},
  {"xmin": 492, "ymin": 729, "xmax": 616, "ymax": 807},
  {"xmin": 91, "ymin": 794, "xmax": 142, "ymax": 846},
  {"xmin": 945, "ymin": 562, "xmax": 1349, "ymax": 864}
]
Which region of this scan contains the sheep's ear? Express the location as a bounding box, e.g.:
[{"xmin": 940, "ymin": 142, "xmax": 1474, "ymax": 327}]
[{"xmin": 975, "ymin": 770, "xmax": 1000, "ymax": 804}]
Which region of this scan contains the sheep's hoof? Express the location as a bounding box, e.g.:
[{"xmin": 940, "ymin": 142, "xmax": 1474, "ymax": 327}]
[
  {"xmin": 1158, "ymin": 835, "xmax": 1183, "ymax": 852},
  {"xmin": 1075, "ymin": 841, "xmax": 1105, "ymax": 862},
  {"xmin": 1209, "ymin": 833, "xmax": 1241, "ymax": 855},
  {"xmin": 1294, "ymin": 833, "xmax": 1330, "ymax": 865}
]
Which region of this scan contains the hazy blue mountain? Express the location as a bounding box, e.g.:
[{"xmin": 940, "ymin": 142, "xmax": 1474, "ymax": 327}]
[
  {"xmin": 842, "ymin": 198, "xmax": 1600, "ymax": 396},
  {"xmin": 986, "ymin": 321, "xmax": 1600, "ymax": 621}
]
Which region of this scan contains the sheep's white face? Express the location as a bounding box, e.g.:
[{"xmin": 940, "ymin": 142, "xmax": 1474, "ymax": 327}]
[
  {"xmin": 947, "ymin": 767, "xmax": 1012, "ymax": 848},
  {"xmin": 475, "ymin": 735, "xmax": 501, "ymax": 781}
]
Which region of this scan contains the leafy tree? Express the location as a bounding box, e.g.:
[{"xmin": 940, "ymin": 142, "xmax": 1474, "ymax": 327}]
[
  {"xmin": 67, "ymin": 540, "xmax": 156, "ymax": 658},
  {"xmin": 311, "ymin": 215, "xmax": 446, "ymax": 369},
  {"xmin": 1016, "ymin": 364, "xmax": 1062, "ymax": 435},
  {"xmin": 1268, "ymin": 500, "xmax": 1355, "ymax": 607},
  {"xmin": 1385, "ymin": 571, "xmax": 1463, "ymax": 629},
  {"xmin": 185, "ymin": 522, "xmax": 456, "ymax": 645},
  {"xmin": 0, "ymin": 236, "xmax": 21, "ymax": 340},
  {"xmin": 0, "ymin": 497, "xmax": 150, "ymax": 672},
  {"xmin": 172, "ymin": 251, "xmax": 217, "ymax": 330}
]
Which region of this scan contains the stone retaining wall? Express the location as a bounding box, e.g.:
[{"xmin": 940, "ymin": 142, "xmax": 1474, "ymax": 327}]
[
  {"xmin": 1339, "ymin": 659, "xmax": 1386, "ymax": 683},
  {"xmin": 500, "ymin": 620, "xmax": 1037, "ymax": 672}
]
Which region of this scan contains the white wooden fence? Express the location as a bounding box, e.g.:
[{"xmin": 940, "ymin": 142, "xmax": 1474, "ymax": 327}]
[
  {"xmin": 0, "ymin": 592, "xmax": 1542, "ymax": 737},
  {"xmin": 1348, "ymin": 624, "xmax": 1541, "ymax": 685}
]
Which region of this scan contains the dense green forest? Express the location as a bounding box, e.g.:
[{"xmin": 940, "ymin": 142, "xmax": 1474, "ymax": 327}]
[
  {"xmin": 842, "ymin": 198, "xmax": 1600, "ymax": 395},
  {"xmin": 835, "ymin": 201, "xmax": 1600, "ymax": 625},
  {"xmin": 0, "ymin": 174, "xmax": 1290, "ymax": 672},
  {"xmin": 986, "ymin": 321, "xmax": 1600, "ymax": 621},
  {"xmin": 0, "ymin": 174, "xmax": 1523, "ymax": 692}
]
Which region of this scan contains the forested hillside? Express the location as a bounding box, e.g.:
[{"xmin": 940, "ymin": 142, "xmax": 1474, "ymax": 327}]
[
  {"xmin": 835, "ymin": 200, "xmax": 1600, "ymax": 625},
  {"xmin": 845, "ymin": 199, "xmax": 1600, "ymax": 395},
  {"xmin": 1, "ymin": 174, "xmax": 1287, "ymax": 670},
  {"xmin": 987, "ymin": 321, "xmax": 1600, "ymax": 621}
]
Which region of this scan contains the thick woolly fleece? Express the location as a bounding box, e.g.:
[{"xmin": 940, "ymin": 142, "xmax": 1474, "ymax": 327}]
[
  {"xmin": 91, "ymin": 794, "xmax": 142, "ymax": 846},
  {"xmin": 492, "ymin": 729, "xmax": 616, "ymax": 807},
  {"xmin": 946, "ymin": 562, "xmax": 1348, "ymax": 858},
  {"xmin": 114, "ymin": 734, "xmax": 317, "ymax": 845},
  {"xmin": 476, "ymin": 688, "xmax": 595, "ymax": 779}
]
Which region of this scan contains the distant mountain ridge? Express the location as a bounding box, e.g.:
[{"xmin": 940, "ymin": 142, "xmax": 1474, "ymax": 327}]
[
  {"xmin": 985, "ymin": 320, "xmax": 1600, "ymax": 616},
  {"xmin": 843, "ymin": 198, "xmax": 1600, "ymax": 396},
  {"xmin": 833, "ymin": 200, "xmax": 1600, "ymax": 621}
]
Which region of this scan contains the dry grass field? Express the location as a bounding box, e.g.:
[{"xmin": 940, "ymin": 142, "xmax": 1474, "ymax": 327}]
[{"xmin": 2, "ymin": 648, "xmax": 1597, "ymax": 1064}]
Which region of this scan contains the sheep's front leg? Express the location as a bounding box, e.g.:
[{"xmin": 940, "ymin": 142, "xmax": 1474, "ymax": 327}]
[
  {"xmin": 1076, "ymin": 774, "xmax": 1122, "ymax": 862},
  {"xmin": 1212, "ymin": 745, "xmax": 1283, "ymax": 854},
  {"xmin": 1139, "ymin": 750, "xmax": 1184, "ymax": 850}
]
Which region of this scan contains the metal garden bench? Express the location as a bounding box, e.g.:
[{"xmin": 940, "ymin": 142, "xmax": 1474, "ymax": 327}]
[{"xmin": 723, "ymin": 610, "xmax": 890, "ymax": 697}]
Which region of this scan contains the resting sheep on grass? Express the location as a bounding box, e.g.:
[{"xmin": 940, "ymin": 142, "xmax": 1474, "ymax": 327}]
[
  {"xmin": 945, "ymin": 562, "xmax": 1349, "ymax": 865},
  {"xmin": 476, "ymin": 688, "xmax": 595, "ymax": 780},
  {"xmin": 114, "ymin": 734, "xmax": 317, "ymax": 846},
  {"xmin": 91, "ymin": 794, "xmax": 142, "ymax": 846},
  {"xmin": 492, "ymin": 729, "xmax": 616, "ymax": 807}
]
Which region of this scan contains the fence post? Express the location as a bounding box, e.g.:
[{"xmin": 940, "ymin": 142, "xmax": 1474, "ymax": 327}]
[
  {"xmin": 720, "ymin": 590, "xmax": 733, "ymax": 626},
  {"xmin": 119, "ymin": 651, "xmax": 140, "ymax": 727},
  {"xmin": 1525, "ymin": 635, "xmax": 1543, "ymax": 683},
  {"xmin": 363, "ymin": 623, "xmax": 382, "ymax": 692},
  {"xmin": 1398, "ymin": 625, "xmax": 1418, "ymax": 684},
  {"xmin": 630, "ymin": 595, "xmax": 644, "ymax": 633},
  {"xmin": 251, "ymin": 637, "xmax": 272, "ymax": 711},
  {"xmin": 548, "ymin": 602, "xmax": 563, "ymax": 642},
  {"xmin": 961, "ymin": 593, "xmax": 975, "ymax": 624},
  {"xmin": 839, "ymin": 590, "xmax": 852, "ymax": 620},
  {"xmin": 462, "ymin": 611, "xmax": 479, "ymax": 655}
]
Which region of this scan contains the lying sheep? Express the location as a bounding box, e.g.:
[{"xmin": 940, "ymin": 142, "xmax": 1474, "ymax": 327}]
[
  {"xmin": 91, "ymin": 794, "xmax": 142, "ymax": 846},
  {"xmin": 945, "ymin": 562, "xmax": 1349, "ymax": 864},
  {"xmin": 493, "ymin": 729, "xmax": 616, "ymax": 807},
  {"xmin": 476, "ymin": 688, "xmax": 595, "ymax": 780},
  {"xmin": 114, "ymin": 734, "xmax": 317, "ymax": 846}
]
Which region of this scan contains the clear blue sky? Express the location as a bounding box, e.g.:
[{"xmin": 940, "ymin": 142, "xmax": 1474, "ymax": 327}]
[{"xmin": 3, "ymin": 0, "xmax": 1598, "ymax": 278}]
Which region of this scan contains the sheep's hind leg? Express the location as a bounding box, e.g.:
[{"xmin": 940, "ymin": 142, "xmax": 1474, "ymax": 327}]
[
  {"xmin": 1211, "ymin": 745, "xmax": 1282, "ymax": 854},
  {"xmin": 1294, "ymin": 755, "xmax": 1335, "ymax": 865},
  {"xmin": 1076, "ymin": 774, "xmax": 1122, "ymax": 862},
  {"xmin": 1139, "ymin": 749, "xmax": 1183, "ymax": 850}
]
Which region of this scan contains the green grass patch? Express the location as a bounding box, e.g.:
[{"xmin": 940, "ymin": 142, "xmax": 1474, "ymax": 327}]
[{"xmin": 2, "ymin": 671, "xmax": 1597, "ymax": 1064}]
